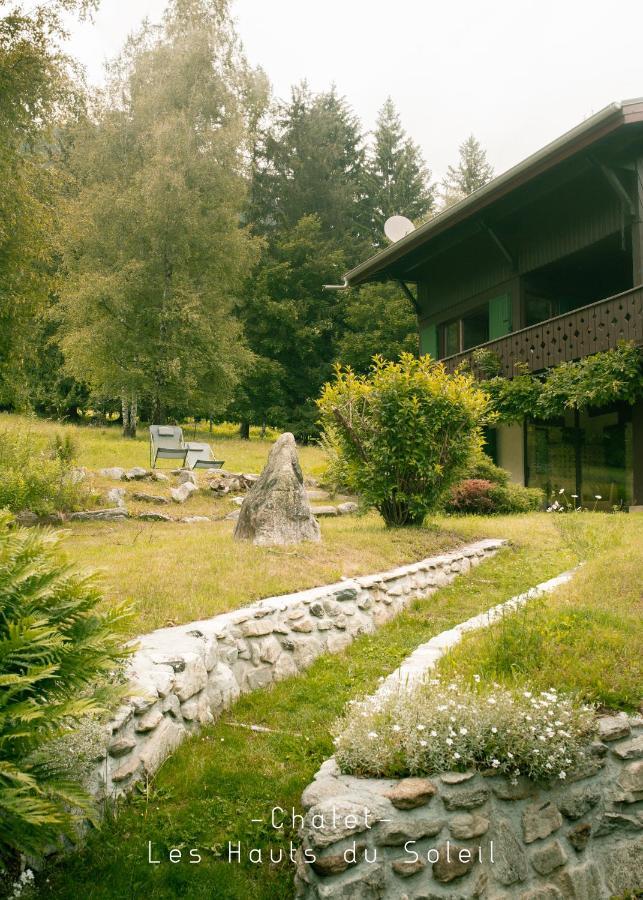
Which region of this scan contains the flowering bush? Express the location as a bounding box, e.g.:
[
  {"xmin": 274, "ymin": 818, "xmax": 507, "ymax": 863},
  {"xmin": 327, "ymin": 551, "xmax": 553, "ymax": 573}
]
[
  {"xmin": 332, "ymin": 676, "xmax": 596, "ymax": 783},
  {"xmin": 445, "ymin": 478, "xmax": 543, "ymax": 515}
]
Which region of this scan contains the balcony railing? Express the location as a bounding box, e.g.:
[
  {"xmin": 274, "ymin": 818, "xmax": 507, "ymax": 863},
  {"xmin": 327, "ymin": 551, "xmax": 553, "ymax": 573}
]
[{"xmin": 441, "ymin": 284, "xmax": 643, "ymax": 378}]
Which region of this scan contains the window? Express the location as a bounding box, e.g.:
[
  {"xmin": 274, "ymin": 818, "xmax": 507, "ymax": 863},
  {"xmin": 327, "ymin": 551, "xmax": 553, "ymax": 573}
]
[
  {"xmin": 462, "ymin": 304, "xmax": 490, "ymax": 349},
  {"xmin": 524, "ymin": 293, "xmax": 555, "ymax": 327},
  {"xmin": 442, "ymin": 320, "xmax": 460, "ymax": 357}
]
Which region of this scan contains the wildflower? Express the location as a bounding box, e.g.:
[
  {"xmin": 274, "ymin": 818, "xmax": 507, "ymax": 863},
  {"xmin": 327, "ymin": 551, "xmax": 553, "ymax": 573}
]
[
  {"xmin": 430, "ymin": 729, "xmax": 437, "ymax": 737},
  {"xmin": 487, "ymin": 697, "xmax": 496, "ymax": 705},
  {"xmin": 416, "ymin": 724, "xmax": 425, "ymax": 731},
  {"xmin": 446, "ymin": 738, "xmax": 453, "ymax": 746},
  {"xmin": 491, "ymin": 727, "xmax": 498, "ymax": 734},
  {"xmin": 392, "ymin": 724, "xmax": 401, "ymax": 732},
  {"xmin": 559, "ymin": 487, "xmax": 565, "ymax": 494},
  {"xmin": 367, "ymin": 731, "xmax": 378, "ymax": 740},
  {"xmin": 491, "ymin": 759, "xmax": 500, "ymax": 768},
  {"xmin": 559, "ymin": 771, "xmax": 566, "ymax": 779},
  {"xmin": 453, "ymin": 752, "xmax": 461, "ymax": 760},
  {"xmin": 473, "ymin": 674, "xmax": 481, "ymax": 683},
  {"xmin": 419, "ymin": 740, "xmax": 428, "ymax": 747},
  {"xmin": 594, "ymin": 494, "xmax": 602, "ymax": 500},
  {"xmin": 459, "ymin": 727, "xmax": 468, "ymax": 735}
]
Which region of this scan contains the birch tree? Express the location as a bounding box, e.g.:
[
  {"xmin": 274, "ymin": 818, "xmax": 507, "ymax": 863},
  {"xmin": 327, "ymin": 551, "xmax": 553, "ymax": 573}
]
[{"xmin": 57, "ymin": 0, "xmax": 259, "ymax": 434}]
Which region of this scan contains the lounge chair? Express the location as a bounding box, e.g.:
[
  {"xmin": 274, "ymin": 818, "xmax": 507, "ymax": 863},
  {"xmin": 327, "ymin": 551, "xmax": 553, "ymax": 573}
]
[
  {"xmin": 149, "ymin": 425, "xmax": 188, "ymax": 468},
  {"xmin": 149, "ymin": 425, "xmax": 224, "ymax": 471},
  {"xmin": 184, "ymin": 441, "xmax": 224, "ymax": 471}
]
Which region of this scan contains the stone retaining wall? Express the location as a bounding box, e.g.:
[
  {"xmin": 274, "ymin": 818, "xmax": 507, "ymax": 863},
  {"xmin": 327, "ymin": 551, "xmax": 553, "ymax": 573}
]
[
  {"xmin": 89, "ymin": 539, "xmax": 504, "ymax": 800},
  {"xmin": 294, "ymin": 574, "xmax": 643, "ymax": 899},
  {"xmin": 294, "ymin": 716, "xmax": 642, "ymax": 899}
]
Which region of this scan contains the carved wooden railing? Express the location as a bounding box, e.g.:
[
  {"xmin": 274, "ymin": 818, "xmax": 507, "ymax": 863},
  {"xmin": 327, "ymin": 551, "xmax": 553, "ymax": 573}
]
[{"xmin": 441, "ymin": 285, "xmax": 643, "ymax": 378}]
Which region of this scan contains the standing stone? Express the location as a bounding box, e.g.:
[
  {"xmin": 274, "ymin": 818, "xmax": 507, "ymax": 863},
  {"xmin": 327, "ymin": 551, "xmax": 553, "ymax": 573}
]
[{"xmin": 234, "ymin": 433, "xmax": 321, "ymax": 546}]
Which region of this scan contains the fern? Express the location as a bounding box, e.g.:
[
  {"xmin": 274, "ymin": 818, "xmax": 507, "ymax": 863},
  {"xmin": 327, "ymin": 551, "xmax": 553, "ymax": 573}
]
[{"xmin": 0, "ymin": 510, "xmax": 131, "ymax": 867}]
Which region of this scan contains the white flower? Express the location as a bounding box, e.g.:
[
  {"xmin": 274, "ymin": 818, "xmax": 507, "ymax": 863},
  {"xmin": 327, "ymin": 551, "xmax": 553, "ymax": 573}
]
[
  {"xmin": 487, "ymin": 697, "xmax": 496, "ymax": 705},
  {"xmin": 507, "ymin": 752, "xmax": 514, "ymax": 759},
  {"xmin": 446, "ymin": 738, "xmax": 453, "ymax": 746},
  {"xmin": 367, "ymin": 731, "xmax": 378, "ymax": 740},
  {"xmin": 571, "ymin": 494, "xmax": 578, "ymax": 499},
  {"xmin": 419, "ymin": 739, "xmax": 428, "ymax": 747},
  {"xmin": 594, "ymin": 494, "xmax": 602, "ymax": 500},
  {"xmin": 559, "ymin": 487, "xmax": 565, "ymax": 494},
  {"xmin": 491, "ymin": 758, "xmax": 500, "ymax": 768},
  {"xmin": 491, "ymin": 727, "xmax": 498, "ymax": 734},
  {"xmin": 392, "ymin": 724, "xmax": 401, "ymax": 732},
  {"xmin": 416, "ymin": 724, "xmax": 425, "ymax": 731},
  {"xmin": 559, "ymin": 771, "xmax": 566, "ymax": 779},
  {"xmin": 473, "ymin": 674, "xmax": 481, "ymax": 683},
  {"xmin": 430, "ymin": 729, "xmax": 437, "ymax": 737},
  {"xmin": 453, "ymin": 752, "xmax": 461, "ymax": 760},
  {"xmin": 459, "ymin": 727, "xmax": 468, "ymax": 735}
]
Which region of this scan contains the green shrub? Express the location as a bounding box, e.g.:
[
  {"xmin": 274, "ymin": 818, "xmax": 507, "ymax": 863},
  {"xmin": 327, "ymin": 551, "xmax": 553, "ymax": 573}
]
[
  {"xmin": 318, "ymin": 355, "xmax": 490, "ymax": 526},
  {"xmin": 444, "ymin": 452, "xmax": 543, "ymax": 514},
  {"xmin": 0, "ymin": 428, "xmax": 92, "ymax": 516},
  {"xmin": 0, "ymin": 512, "xmax": 131, "ymax": 864},
  {"xmin": 333, "ymin": 675, "xmax": 596, "ymax": 782}
]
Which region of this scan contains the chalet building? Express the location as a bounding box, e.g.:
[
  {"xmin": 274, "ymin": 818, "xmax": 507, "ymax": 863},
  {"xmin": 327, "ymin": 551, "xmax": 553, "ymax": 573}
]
[{"xmin": 342, "ymin": 99, "xmax": 643, "ymax": 509}]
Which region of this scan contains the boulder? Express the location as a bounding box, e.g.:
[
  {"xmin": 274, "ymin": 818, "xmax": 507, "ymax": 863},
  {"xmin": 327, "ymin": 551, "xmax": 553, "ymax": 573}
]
[
  {"xmin": 337, "ymin": 501, "xmax": 359, "ymax": 515},
  {"xmin": 124, "ymin": 467, "xmax": 149, "ymax": 480},
  {"xmin": 99, "ymin": 466, "xmax": 126, "ymax": 480},
  {"xmin": 233, "ymin": 433, "xmax": 321, "ymax": 546},
  {"xmin": 170, "ymin": 483, "xmax": 198, "ymax": 503},
  {"xmin": 106, "ymin": 487, "xmax": 127, "ymax": 508}
]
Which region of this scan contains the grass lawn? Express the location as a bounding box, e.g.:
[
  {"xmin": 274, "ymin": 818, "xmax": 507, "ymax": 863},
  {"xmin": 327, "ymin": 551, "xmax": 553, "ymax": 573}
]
[{"xmin": 39, "ymin": 511, "xmax": 623, "ymax": 900}]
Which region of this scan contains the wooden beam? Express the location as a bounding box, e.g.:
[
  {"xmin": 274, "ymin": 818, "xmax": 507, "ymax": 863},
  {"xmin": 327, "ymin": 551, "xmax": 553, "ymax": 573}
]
[
  {"xmin": 481, "ymin": 219, "xmax": 516, "ymax": 269},
  {"xmin": 593, "ymin": 160, "xmax": 635, "ymax": 217},
  {"xmin": 397, "ymin": 280, "xmax": 420, "ymax": 315}
]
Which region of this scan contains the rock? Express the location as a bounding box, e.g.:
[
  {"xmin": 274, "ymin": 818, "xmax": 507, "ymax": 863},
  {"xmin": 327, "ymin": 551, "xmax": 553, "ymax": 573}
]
[
  {"xmin": 597, "ymin": 715, "xmax": 631, "ymax": 742},
  {"xmin": 337, "ymin": 502, "xmax": 359, "ymax": 515},
  {"xmin": 135, "ymin": 708, "xmax": 163, "ymax": 733},
  {"xmin": 138, "ymin": 718, "xmax": 185, "ymax": 775},
  {"xmin": 611, "ymin": 734, "xmax": 643, "ymax": 760},
  {"xmin": 106, "ymin": 487, "xmax": 127, "ymax": 507},
  {"xmin": 312, "ymin": 861, "xmax": 385, "ymax": 898},
  {"xmin": 13, "ymin": 510, "xmax": 40, "ymax": 526},
  {"xmin": 449, "ymin": 813, "xmax": 489, "ymax": 840},
  {"xmin": 530, "ymin": 839, "xmax": 567, "ymax": 875},
  {"xmin": 137, "ymin": 512, "xmax": 172, "ymax": 522},
  {"xmin": 311, "ymin": 843, "xmax": 365, "ymax": 876},
  {"xmin": 391, "ymin": 857, "xmax": 426, "ymax": 877},
  {"xmin": 124, "ymin": 467, "xmax": 149, "ymax": 480},
  {"xmin": 311, "ymin": 505, "xmax": 338, "ymax": 517},
  {"xmin": 170, "ymin": 483, "xmax": 198, "ymax": 503},
  {"xmin": 599, "ymin": 836, "xmax": 643, "ymax": 895},
  {"xmin": 442, "ymin": 785, "xmax": 489, "ymax": 810},
  {"xmin": 594, "ymin": 811, "xmax": 642, "ymax": 836},
  {"xmin": 110, "ymin": 704, "xmax": 134, "ymax": 732},
  {"xmin": 567, "ymin": 822, "xmax": 591, "ymax": 852},
  {"xmin": 108, "ymin": 737, "xmax": 137, "ymax": 758},
  {"xmin": 99, "ymin": 467, "xmax": 126, "ymax": 480},
  {"xmin": 245, "ymin": 666, "xmax": 273, "ymax": 690},
  {"xmin": 492, "ymin": 818, "xmax": 529, "ymax": 886},
  {"xmin": 181, "ymin": 516, "xmax": 210, "ymax": 523},
  {"xmin": 70, "ymin": 507, "xmax": 128, "ymax": 521},
  {"xmin": 233, "ymin": 433, "xmax": 321, "ymax": 546},
  {"xmin": 519, "ymin": 887, "xmax": 563, "ymax": 900},
  {"xmin": 558, "ymin": 786, "xmax": 601, "ymax": 820},
  {"xmin": 239, "ymin": 619, "xmax": 274, "ymax": 638},
  {"xmin": 132, "ymin": 492, "xmax": 169, "ymax": 504},
  {"xmin": 173, "ymin": 657, "xmax": 208, "ymax": 702},
  {"xmin": 111, "ymin": 754, "xmax": 142, "ymax": 783},
  {"xmin": 440, "ymin": 771, "xmax": 476, "ymax": 785},
  {"xmin": 522, "ymin": 801, "xmax": 563, "ymax": 844},
  {"xmin": 232, "ymin": 496, "xmax": 244, "ymax": 506},
  {"xmin": 555, "ymin": 861, "xmax": 605, "ymax": 900},
  {"xmin": 432, "ymin": 842, "xmax": 478, "ymax": 883},
  {"xmin": 616, "ymin": 759, "xmax": 643, "ymax": 800},
  {"xmin": 151, "ymin": 471, "xmax": 169, "ymax": 482},
  {"xmin": 177, "ymin": 471, "xmax": 197, "ymax": 485},
  {"xmin": 180, "ymin": 693, "xmax": 212, "ymax": 724},
  {"xmin": 378, "ymin": 818, "xmax": 444, "ymax": 846}
]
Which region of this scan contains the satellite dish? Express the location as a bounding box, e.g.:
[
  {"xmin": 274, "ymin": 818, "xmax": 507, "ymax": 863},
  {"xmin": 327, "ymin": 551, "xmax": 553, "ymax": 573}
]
[{"xmin": 384, "ymin": 215, "xmax": 416, "ymax": 243}]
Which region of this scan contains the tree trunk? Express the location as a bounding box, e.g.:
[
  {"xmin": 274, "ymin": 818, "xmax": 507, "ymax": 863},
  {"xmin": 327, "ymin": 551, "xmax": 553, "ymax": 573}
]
[
  {"xmin": 239, "ymin": 421, "xmax": 250, "ymax": 440},
  {"xmin": 260, "ymin": 419, "xmax": 266, "ymax": 439},
  {"xmin": 122, "ymin": 393, "xmax": 138, "ymax": 438}
]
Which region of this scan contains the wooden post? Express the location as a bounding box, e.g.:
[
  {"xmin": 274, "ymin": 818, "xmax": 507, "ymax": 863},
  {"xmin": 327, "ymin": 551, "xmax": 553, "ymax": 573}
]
[
  {"xmin": 631, "ymin": 399, "xmax": 643, "ymax": 510},
  {"xmin": 632, "ymin": 157, "xmax": 643, "ymax": 287}
]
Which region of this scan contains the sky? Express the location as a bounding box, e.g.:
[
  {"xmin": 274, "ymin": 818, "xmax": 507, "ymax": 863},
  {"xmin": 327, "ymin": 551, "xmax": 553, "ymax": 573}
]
[{"xmin": 62, "ymin": 0, "xmax": 643, "ymax": 182}]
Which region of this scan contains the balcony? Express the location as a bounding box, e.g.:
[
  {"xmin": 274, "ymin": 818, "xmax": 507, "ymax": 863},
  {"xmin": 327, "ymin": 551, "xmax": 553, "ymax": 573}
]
[{"xmin": 441, "ymin": 285, "xmax": 643, "ymax": 378}]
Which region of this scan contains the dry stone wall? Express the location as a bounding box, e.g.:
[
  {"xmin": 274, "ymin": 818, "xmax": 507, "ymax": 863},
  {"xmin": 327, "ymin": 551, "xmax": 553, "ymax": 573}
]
[
  {"xmin": 88, "ymin": 539, "xmax": 504, "ymax": 801},
  {"xmin": 294, "ymin": 717, "xmax": 642, "ymax": 899}
]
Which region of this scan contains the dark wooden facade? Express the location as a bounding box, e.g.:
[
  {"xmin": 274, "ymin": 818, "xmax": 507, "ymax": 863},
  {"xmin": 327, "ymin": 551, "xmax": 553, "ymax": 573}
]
[{"xmin": 341, "ymin": 100, "xmax": 643, "ymax": 506}]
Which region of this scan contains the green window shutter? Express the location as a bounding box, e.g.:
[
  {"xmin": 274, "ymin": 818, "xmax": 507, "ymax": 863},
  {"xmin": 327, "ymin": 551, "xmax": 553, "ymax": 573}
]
[
  {"xmin": 420, "ymin": 323, "xmax": 438, "ymax": 359},
  {"xmin": 488, "ymin": 294, "xmax": 512, "ymax": 340}
]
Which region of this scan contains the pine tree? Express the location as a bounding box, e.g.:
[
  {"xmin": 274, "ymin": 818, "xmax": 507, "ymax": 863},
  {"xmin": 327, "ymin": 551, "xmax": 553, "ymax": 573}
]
[
  {"xmin": 441, "ymin": 134, "xmax": 494, "ymax": 207},
  {"xmin": 367, "ymin": 97, "xmax": 435, "ymax": 245}
]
